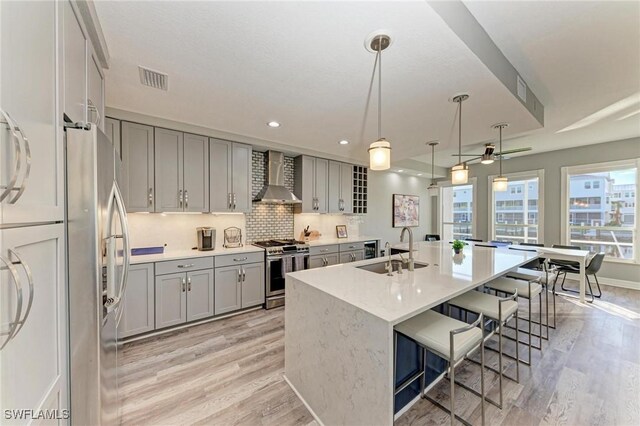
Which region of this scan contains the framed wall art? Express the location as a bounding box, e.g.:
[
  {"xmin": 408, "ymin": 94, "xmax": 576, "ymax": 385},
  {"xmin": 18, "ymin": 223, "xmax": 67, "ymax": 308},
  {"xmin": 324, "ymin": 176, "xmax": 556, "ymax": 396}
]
[{"xmin": 392, "ymin": 194, "xmax": 419, "ymax": 227}]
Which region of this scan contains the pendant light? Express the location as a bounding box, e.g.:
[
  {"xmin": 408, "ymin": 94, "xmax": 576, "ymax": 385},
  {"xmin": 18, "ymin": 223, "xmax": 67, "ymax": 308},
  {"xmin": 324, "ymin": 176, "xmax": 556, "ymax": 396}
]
[
  {"xmin": 367, "ymin": 34, "xmax": 392, "ymax": 170},
  {"xmin": 492, "ymin": 123, "xmax": 509, "ymax": 192},
  {"xmin": 451, "ymin": 94, "xmax": 469, "ymax": 185},
  {"xmin": 427, "ymin": 141, "xmax": 439, "ymax": 197}
]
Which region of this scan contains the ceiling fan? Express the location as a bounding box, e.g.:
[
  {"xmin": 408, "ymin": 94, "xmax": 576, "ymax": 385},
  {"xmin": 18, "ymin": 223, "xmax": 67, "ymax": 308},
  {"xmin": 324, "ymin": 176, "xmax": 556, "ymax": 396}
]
[{"xmin": 451, "ymin": 143, "xmax": 531, "ymax": 165}]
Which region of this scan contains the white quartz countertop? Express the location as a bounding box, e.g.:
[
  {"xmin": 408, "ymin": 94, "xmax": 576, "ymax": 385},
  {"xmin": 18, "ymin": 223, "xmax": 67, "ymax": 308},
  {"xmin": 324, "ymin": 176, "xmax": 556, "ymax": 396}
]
[
  {"xmin": 129, "ymin": 245, "xmax": 264, "ymax": 264},
  {"xmin": 305, "ymin": 236, "xmax": 380, "ymax": 246},
  {"xmin": 287, "ymin": 240, "xmax": 538, "ymax": 324}
]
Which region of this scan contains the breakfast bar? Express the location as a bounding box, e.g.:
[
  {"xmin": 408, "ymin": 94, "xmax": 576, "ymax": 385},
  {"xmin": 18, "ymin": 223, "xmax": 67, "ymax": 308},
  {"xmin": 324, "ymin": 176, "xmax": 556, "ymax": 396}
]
[{"xmin": 284, "ymin": 241, "xmax": 538, "ymax": 425}]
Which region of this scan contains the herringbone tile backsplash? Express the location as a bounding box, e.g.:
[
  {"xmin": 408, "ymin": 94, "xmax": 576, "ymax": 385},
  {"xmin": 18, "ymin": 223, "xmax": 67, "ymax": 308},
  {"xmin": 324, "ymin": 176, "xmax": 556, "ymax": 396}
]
[{"xmin": 245, "ymin": 152, "xmax": 295, "ymax": 242}]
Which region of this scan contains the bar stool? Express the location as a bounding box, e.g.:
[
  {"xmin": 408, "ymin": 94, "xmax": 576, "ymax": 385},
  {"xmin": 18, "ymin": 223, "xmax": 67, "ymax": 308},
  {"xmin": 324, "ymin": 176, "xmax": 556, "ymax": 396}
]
[
  {"xmin": 448, "ymin": 290, "xmax": 519, "ymax": 409},
  {"xmin": 484, "ymin": 276, "xmax": 544, "ymax": 363},
  {"xmin": 508, "ymin": 267, "xmax": 554, "ymax": 333},
  {"xmin": 394, "ymin": 310, "xmax": 486, "ymax": 426}
]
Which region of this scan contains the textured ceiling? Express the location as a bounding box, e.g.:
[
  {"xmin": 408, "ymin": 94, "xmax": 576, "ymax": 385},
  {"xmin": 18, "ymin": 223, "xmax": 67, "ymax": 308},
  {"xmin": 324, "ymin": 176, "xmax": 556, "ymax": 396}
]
[{"xmin": 96, "ymin": 1, "xmax": 639, "ymax": 172}]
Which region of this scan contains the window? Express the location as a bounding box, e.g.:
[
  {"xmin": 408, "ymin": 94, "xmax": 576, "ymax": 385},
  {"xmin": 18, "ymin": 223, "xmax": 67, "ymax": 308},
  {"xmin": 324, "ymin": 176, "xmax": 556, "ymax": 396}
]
[
  {"xmin": 585, "ymin": 181, "xmax": 591, "ymax": 189},
  {"xmin": 489, "ymin": 170, "xmax": 543, "ymax": 244},
  {"xmin": 562, "ymin": 160, "xmax": 639, "ymax": 262},
  {"xmin": 440, "ymin": 181, "xmax": 476, "ymax": 241}
]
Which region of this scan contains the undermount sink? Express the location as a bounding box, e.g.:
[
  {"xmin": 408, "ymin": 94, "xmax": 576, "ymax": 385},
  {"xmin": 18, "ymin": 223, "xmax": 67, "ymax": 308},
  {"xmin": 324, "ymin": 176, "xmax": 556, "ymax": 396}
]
[{"xmin": 357, "ymin": 261, "xmax": 429, "ymax": 274}]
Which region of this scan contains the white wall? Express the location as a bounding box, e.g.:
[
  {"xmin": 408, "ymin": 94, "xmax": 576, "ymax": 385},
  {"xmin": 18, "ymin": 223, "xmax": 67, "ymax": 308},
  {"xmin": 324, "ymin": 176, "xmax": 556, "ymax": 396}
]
[
  {"xmin": 359, "ymin": 171, "xmax": 434, "ymax": 246},
  {"xmin": 127, "ymin": 213, "xmax": 245, "ymax": 251}
]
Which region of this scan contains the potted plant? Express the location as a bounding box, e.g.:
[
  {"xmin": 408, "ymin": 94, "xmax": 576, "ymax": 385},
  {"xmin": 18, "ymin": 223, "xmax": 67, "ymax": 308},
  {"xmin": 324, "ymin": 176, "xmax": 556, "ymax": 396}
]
[{"xmin": 452, "ymin": 240, "xmax": 464, "ymax": 255}]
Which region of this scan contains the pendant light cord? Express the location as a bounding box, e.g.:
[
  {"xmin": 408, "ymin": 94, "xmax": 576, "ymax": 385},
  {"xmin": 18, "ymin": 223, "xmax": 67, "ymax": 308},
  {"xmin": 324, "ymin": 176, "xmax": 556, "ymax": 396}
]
[
  {"xmin": 499, "ymin": 125, "xmax": 503, "ymax": 176},
  {"xmin": 377, "ymin": 36, "xmax": 382, "ymax": 140},
  {"xmin": 431, "ymin": 144, "xmax": 435, "ymax": 181},
  {"xmin": 458, "ymin": 100, "xmax": 462, "ymax": 165}
]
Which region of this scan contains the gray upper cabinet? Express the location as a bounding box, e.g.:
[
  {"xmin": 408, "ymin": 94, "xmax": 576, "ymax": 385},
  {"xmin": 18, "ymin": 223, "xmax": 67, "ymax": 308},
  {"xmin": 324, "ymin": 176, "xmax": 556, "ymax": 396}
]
[
  {"xmin": 328, "ymin": 161, "xmax": 353, "ymax": 214},
  {"xmin": 0, "ymin": 0, "xmax": 63, "ymax": 224},
  {"xmin": 154, "ymin": 128, "xmax": 184, "ymax": 213},
  {"xmin": 183, "ymin": 133, "xmax": 209, "ymax": 212},
  {"xmin": 209, "ymin": 139, "xmax": 251, "ymax": 213},
  {"xmin": 186, "ymin": 269, "xmax": 214, "ymax": 322},
  {"xmin": 87, "ymin": 52, "xmax": 104, "ymax": 130},
  {"xmin": 63, "ymin": 1, "xmax": 87, "ymax": 125},
  {"xmin": 294, "ymin": 156, "xmax": 328, "ymax": 213},
  {"xmin": 104, "ymin": 118, "xmax": 121, "ymax": 159},
  {"xmin": 118, "ymin": 263, "xmax": 155, "ymax": 338},
  {"xmin": 241, "ymin": 262, "xmax": 265, "ymax": 308},
  {"xmin": 214, "ymin": 265, "xmax": 242, "ymax": 315},
  {"xmin": 155, "ymin": 272, "xmax": 187, "ymax": 329},
  {"xmin": 121, "ymin": 121, "xmax": 155, "ymax": 212}
]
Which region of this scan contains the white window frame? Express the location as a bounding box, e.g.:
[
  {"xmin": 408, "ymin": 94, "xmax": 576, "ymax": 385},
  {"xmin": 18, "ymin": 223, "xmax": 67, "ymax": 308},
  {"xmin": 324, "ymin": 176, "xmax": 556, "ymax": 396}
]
[
  {"xmin": 438, "ymin": 177, "xmax": 478, "ymax": 240},
  {"xmin": 488, "ymin": 169, "xmax": 545, "ymax": 244},
  {"xmin": 561, "ymin": 158, "xmax": 640, "ymax": 265}
]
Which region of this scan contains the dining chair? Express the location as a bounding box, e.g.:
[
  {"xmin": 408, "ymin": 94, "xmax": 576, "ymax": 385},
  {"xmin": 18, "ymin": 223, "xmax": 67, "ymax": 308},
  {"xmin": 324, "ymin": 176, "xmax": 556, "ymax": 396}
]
[
  {"xmin": 425, "ymin": 234, "xmax": 440, "ymax": 241},
  {"xmin": 554, "ymin": 252, "xmax": 605, "ymax": 303}
]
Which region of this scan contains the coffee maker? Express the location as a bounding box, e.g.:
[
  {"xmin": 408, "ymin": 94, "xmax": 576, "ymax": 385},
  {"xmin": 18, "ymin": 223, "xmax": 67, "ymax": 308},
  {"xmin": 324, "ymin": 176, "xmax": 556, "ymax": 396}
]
[{"xmin": 196, "ymin": 227, "xmax": 215, "ymax": 251}]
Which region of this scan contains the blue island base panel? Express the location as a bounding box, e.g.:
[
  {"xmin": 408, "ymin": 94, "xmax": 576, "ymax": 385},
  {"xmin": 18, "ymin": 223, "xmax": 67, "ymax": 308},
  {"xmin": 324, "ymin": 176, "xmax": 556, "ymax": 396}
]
[{"xmin": 393, "ymin": 304, "xmax": 484, "ymax": 414}]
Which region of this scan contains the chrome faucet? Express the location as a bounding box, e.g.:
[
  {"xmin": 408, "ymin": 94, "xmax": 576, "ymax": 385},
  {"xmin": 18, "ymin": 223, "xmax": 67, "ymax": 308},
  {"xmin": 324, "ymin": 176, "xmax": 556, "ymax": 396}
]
[
  {"xmin": 400, "ymin": 227, "xmax": 414, "ymax": 271},
  {"xmin": 384, "ymin": 242, "xmax": 394, "ymax": 276}
]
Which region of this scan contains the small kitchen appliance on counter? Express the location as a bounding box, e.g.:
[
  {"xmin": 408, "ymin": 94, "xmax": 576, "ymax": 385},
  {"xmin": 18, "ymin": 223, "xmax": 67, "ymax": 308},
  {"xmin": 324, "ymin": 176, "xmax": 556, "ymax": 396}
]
[
  {"xmin": 197, "ymin": 227, "xmax": 215, "ymax": 251},
  {"xmin": 224, "ymin": 226, "xmax": 243, "ymax": 248}
]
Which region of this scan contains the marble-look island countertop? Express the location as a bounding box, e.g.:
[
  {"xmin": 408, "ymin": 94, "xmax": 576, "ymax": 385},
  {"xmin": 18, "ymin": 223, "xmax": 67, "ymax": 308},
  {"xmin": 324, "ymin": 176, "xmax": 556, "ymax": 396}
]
[
  {"xmin": 284, "ymin": 241, "xmax": 538, "ymax": 426},
  {"xmin": 129, "ymin": 245, "xmax": 264, "ymax": 264},
  {"xmin": 288, "ymin": 240, "xmax": 537, "ymax": 324}
]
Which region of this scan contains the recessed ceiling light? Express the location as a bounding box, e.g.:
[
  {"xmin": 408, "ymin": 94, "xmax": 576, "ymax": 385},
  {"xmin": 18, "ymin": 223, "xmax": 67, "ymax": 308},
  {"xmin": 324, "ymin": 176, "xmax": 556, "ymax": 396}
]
[
  {"xmin": 417, "ymin": 173, "xmax": 423, "ymax": 176},
  {"xmin": 339, "ymin": 139, "xmax": 349, "ymax": 145},
  {"xmin": 398, "ymin": 169, "xmax": 404, "ymax": 173},
  {"xmin": 267, "ymin": 121, "xmax": 281, "ymax": 128}
]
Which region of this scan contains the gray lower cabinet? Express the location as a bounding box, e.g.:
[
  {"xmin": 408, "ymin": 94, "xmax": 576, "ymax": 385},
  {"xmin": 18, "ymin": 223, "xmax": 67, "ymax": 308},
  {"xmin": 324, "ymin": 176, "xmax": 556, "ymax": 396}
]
[
  {"xmin": 155, "ymin": 272, "xmax": 187, "ymax": 329},
  {"xmin": 122, "ymin": 121, "xmax": 155, "ymax": 212},
  {"xmin": 309, "ymin": 253, "xmax": 340, "ymax": 268},
  {"xmin": 215, "ymin": 262, "xmax": 265, "ymax": 315},
  {"xmin": 186, "ymin": 269, "xmax": 215, "ymax": 322},
  {"xmin": 339, "ymin": 250, "xmax": 365, "ymax": 264},
  {"xmin": 118, "ymin": 263, "xmax": 155, "ymax": 338}
]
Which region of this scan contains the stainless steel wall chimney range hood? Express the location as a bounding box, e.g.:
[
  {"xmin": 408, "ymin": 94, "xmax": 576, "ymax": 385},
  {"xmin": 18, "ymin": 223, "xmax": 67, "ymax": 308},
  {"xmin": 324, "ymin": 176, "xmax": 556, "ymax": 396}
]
[{"xmin": 253, "ymin": 151, "xmax": 301, "ymax": 204}]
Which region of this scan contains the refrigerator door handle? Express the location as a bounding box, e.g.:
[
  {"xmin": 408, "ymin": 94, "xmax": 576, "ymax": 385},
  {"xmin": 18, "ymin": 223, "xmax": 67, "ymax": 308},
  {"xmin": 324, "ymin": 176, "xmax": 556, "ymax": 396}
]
[
  {"xmin": 0, "ymin": 253, "xmax": 23, "ymax": 350},
  {"xmin": 5, "ymin": 249, "xmax": 34, "ymax": 342},
  {"xmin": 0, "ymin": 109, "xmax": 31, "ymax": 204},
  {"xmin": 113, "ymin": 180, "xmax": 131, "ymax": 325}
]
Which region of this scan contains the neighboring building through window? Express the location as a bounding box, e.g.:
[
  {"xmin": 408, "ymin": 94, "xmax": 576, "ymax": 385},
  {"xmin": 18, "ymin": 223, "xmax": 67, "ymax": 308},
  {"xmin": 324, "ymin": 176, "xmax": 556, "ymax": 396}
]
[{"xmin": 441, "ymin": 183, "xmax": 474, "ymax": 241}]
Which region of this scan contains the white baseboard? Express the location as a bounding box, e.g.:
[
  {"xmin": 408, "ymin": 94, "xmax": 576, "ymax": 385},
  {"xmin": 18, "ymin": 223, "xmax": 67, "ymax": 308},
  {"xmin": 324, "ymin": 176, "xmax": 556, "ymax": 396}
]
[{"xmin": 560, "ymin": 272, "xmax": 639, "ymax": 291}]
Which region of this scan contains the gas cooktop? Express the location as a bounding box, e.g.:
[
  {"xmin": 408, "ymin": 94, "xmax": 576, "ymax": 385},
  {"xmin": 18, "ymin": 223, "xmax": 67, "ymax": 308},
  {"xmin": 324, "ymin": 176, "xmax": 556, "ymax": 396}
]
[{"xmin": 253, "ymin": 239, "xmax": 309, "ymax": 255}]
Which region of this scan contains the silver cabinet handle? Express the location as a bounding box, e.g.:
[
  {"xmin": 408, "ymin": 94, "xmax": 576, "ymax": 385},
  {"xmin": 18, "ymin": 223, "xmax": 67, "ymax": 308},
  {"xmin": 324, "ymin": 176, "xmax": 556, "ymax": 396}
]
[
  {"xmin": 184, "ymin": 189, "xmax": 189, "ymax": 209},
  {"xmin": 237, "ymin": 268, "xmax": 241, "ymax": 283},
  {"xmin": 233, "ymin": 257, "xmax": 248, "ymax": 262},
  {"xmin": 351, "ymin": 253, "xmax": 355, "ymax": 262},
  {"xmin": 0, "ymin": 109, "xmax": 31, "ymax": 204},
  {"xmin": 187, "ymin": 276, "xmax": 192, "ymax": 291},
  {"xmin": 228, "ymin": 193, "xmax": 232, "ymax": 210},
  {"xmin": 233, "ymin": 192, "xmax": 237, "ymax": 210},
  {"xmin": 319, "ymin": 248, "xmax": 329, "ymax": 253},
  {"xmin": 182, "ymin": 277, "xmax": 186, "ymax": 292},
  {"xmin": 0, "ymin": 252, "xmax": 24, "ymax": 350},
  {"xmin": 179, "ymin": 189, "xmax": 183, "ymax": 208},
  {"xmin": 87, "ymin": 99, "xmax": 101, "ymax": 127},
  {"xmin": 148, "ymin": 188, "xmax": 153, "ymax": 206},
  {"xmin": 241, "ymin": 267, "xmax": 246, "ymax": 282},
  {"xmin": 177, "ymin": 263, "xmax": 194, "ymax": 268}
]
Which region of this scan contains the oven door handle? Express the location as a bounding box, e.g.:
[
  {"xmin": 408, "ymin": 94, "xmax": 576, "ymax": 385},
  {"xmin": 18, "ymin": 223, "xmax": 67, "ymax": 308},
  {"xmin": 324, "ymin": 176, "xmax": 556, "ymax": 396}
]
[{"xmin": 267, "ymin": 254, "xmax": 307, "ymax": 262}]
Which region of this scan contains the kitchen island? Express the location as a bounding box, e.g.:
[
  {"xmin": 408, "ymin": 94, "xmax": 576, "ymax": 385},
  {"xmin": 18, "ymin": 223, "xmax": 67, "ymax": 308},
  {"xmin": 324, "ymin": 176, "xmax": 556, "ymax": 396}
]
[{"xmin": 284, "ymin": 241, "xmax": 537, "ymax": 425}]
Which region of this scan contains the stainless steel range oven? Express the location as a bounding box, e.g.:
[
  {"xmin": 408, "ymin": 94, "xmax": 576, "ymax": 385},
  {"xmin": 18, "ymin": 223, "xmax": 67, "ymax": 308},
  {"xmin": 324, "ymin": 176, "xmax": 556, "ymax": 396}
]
[{"xmin": 253, "ymin": 239, "xmax": 310, "ymax": 309}]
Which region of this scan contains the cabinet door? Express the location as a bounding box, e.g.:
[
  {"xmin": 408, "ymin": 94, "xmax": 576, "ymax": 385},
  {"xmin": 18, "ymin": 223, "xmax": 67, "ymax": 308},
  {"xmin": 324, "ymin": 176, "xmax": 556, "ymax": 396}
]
[
  {"xmin": 314, "ymin": 158, "xmax": 329, "ymax": 213},
  {"xmin": 183, "ymin": 134, "xmax": 209, "ymax": 212},
  {"xmin": 214, "ymin": 266, "xmax": 241, "ymax": 315},
  {"xmin": 209, "ymin": 139, "xmax": 232, "ymax": 212},
  {"xmin": 104, "ymin": 118, "xmax": 121, "ymax": 159},
  {"xmin": 340, "ymin": 251, "xmax": 355, "ymax": 264},
  {"xmin": 121, "ymin": 122, "xmax": 154, "ymax": 212},
  {"xmin": 186, "ymin": 269, "xmax": 214, "ymax": 322},
  {"xmin": 352, "ymin": 249, "xmax": 365, "ymax": 262},
  {"xmin": 155, "ymin": 273, "xmax": 187, "ymax": 329},
  {"xmin": 87, "ymin": 52, "xmax": 104, "ymax": 131},
  {"xmin": 241, "ymin": 263, "xmax": 265, "ymax": 308},
  {"xmin": 0, "ymin": 224, "xmax": 66, "ymax": 419},
  {"xmin": 340, "ymin": 163, "xmax": 353, "ymax": 214},
  {"xmin": 328, "ymin": 161, "xmax": 341, "ymax": 213},
  {"xmin": 63, "ymin": 1, "xmax": 86, "ymax": 124},
  {"xmin": 295, "ymin": 156, "xmax": 316, "ymax": 213},
  {"xmin": 118, "ymin": 263, "xmax": 154, "ymax": 338},
  {"xmin": 232, "ymin": 143, "xmax": 252, "ymax": 213},
  {"xmin": 325, "ymin": 253, "xmax": 340, "ymax": 266},
  {"xmin": 154, "ymin": 128, "xmax": 183, "ymax": 212},
  {"xmin": 1, "ymin": 0, "xmax": 63, "ymax": 224},
  {"xmin": 308, "ymin": 254, "xmax": 325, "ymax": 269}
]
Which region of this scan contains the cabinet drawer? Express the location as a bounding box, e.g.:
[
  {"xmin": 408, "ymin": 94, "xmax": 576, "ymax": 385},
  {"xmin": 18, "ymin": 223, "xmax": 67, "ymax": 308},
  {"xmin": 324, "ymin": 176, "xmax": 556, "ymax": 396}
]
[
  {"xmin": 155, "ymin": 257, "xmax": 214, "ymax": 275},
  {"xmin": 309, "ymin": 244, "xmax": 339, "ymax": 256},
  {"xmin": 339, "ymin": 242, "xmax": 365, "ymax": 252},
  {"xmin": 215, "ymin": 251, "xmax": 264, "ymax": 268}
]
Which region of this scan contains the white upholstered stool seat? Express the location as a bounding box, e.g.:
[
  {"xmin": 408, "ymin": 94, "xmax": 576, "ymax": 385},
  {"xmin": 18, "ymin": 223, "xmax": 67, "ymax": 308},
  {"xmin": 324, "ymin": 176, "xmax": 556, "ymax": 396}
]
[
  {"xmin": 449, "ymin": 291, "xmax": 518, "ymax": 322},
  {"xmin": 485, "ymin": 277, "xmax": 542, "ymax": 299},
  {"xmin": 395, "ymin": 310, "xmax": 483, "ymax": 361},
  {"xmin": 507, "ymin": 268, "xmax": 545, "ymax": 283}
]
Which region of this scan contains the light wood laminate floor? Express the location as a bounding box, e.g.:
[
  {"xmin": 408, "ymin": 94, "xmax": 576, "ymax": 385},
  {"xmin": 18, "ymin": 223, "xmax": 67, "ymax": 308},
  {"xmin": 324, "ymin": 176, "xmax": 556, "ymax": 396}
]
[{"xmin": 120, "ymin": 283, "xmax": 640, "ymax": 425}]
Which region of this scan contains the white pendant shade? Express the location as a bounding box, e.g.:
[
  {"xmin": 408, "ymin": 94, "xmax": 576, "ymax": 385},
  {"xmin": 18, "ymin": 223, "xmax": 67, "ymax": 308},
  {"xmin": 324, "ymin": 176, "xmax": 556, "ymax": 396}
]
[
  {"xmin": 493, "ymin": 176, "xmax": 508, "ymax": 192},
  {"xmin": 427, "ymin": 184, "xmax": 439, "ymax": 197},
  {"xmin": 369, "ymin": 138, "xmax": 391, "ymax": 170},
  {"xmin": 451, "ymin": 163, "xmax": 468, "ymax": 185}
]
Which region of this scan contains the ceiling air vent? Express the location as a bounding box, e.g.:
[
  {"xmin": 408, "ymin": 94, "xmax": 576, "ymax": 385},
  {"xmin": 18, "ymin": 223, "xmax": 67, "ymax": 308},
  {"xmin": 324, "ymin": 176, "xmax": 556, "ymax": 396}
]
[{"xmin": 138, "ymin": 66, "xmax": 168, "ymax": 91}]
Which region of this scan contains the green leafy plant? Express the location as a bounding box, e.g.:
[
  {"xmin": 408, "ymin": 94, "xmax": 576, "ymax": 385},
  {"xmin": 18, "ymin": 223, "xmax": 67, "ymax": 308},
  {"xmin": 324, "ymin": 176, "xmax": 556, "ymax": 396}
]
[{"xmin": 452, "ymin": 240, "xmax": 464, "ymax": 251}]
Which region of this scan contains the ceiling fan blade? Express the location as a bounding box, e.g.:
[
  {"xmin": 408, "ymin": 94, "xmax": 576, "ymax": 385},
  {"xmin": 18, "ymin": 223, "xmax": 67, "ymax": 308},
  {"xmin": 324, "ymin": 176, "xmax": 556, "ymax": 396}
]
[
  {"xmin": 451, "ymin": 153, "xmax": 483, "ymax": 157},
  {"xmin": 496, "ymin": 147, "xmax": 532, "ymax": 156}
]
